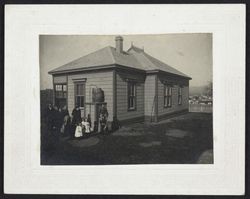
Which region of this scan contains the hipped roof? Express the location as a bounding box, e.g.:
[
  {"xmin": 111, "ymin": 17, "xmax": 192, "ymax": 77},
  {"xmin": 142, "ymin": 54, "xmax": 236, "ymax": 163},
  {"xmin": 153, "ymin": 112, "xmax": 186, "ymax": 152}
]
[{"xmin": 49, "ymin": 45, "xmax": 191, "ymax": 79}]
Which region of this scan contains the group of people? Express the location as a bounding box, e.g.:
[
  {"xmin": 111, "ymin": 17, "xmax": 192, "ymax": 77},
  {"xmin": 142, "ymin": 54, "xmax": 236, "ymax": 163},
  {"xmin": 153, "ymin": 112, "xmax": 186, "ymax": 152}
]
[
  {"xmin": 45, "ymin": 104, "xmax": 110, "ymax": 139},
  {"xmin": 45, "ymin": 104, "xmax": 70, "ymax": 134},
  {"xmin": 72, "ymin": 106, "xmax": 92, "ymax": 138}
]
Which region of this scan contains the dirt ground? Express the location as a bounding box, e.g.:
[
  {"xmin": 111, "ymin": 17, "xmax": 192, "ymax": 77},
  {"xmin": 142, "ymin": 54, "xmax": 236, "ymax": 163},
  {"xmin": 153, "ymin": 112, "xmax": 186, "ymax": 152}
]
[{"xmin": 41, "ymin": 112, "xmax": 213, "ymax": 165}]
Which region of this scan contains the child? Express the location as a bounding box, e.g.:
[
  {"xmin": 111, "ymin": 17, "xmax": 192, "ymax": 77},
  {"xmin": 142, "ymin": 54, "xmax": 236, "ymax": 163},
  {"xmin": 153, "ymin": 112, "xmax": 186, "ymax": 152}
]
[
  {"xmin": 82, "ymin": 117, "xmax": 91, "ymax": 134},
  {"xmin": 74, "ymin": 122, "xmax": 83, "ymax": 138}
]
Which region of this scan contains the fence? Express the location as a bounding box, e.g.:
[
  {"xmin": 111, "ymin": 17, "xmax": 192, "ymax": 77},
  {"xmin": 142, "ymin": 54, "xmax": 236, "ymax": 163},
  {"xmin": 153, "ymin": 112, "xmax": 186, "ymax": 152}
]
[{"xmin": 189, "ymin": 104, "xmax": 212, "ymax": 113}]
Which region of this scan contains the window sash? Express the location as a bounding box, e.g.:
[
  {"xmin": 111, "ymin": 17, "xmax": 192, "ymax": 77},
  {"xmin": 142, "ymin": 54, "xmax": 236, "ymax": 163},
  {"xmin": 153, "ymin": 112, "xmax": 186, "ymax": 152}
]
[
  {"xmin": 55, "ymin": 84, "xmax": 67, "ymax": 99},
  {"xmin": 55, "ymin": 91, "xmax": 67, "ymax": 98},
  {"xmin": 128, "ymin": 82, "xmax": 136, "ymax": 110},
  {"xmin": 75, "ymin": 83, "xmax": 85, "ymax": 108},
  {"xmin": 76, "ymin": 84, "xmax": 84, "ymax": 96},
  {"xmin": 178, "ymin": 87, "xmax": 182, "ymax": 105},
  {"xmin": 128, "ymin": 96, "xmax": 135, "ymax": 109},
  {"xmin": 164, "ymin": 86, "xmax": 172, "ymax": 107},
  {"xmin": 63, "ymin": 85, "xmax": 67, "ymax": 91},
  {"xmin": 75, "ymin": 96, "xmax": 85, "ymax": 108},
  {"xmin": 56, "ymin": 85, "xmax": 62, "ymax": 91}
]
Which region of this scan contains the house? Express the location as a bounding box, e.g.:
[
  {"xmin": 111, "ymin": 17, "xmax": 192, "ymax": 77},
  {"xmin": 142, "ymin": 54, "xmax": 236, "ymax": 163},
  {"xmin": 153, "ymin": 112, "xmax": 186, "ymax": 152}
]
[{"xmin": 48, "ymin": 36, "xmax": 191, "ymax": 124}]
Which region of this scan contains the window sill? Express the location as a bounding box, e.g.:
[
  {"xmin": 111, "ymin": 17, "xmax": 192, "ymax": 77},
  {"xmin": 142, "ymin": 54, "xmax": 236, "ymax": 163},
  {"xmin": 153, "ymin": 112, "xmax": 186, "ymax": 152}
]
[
  {"xmin": 164, "ymin": 105, "xmax": 172, "ymax": 108},
  {"xmin": 128, "ymin": 108, "xmax": 136, "ymax": 111}
]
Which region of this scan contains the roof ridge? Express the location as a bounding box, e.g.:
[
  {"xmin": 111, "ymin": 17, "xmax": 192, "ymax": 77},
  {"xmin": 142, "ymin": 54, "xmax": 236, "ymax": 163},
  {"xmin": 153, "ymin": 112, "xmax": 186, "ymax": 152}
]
[{"xmin": 127, "ymin": 45, "xmax": 144, "ymax": 53}]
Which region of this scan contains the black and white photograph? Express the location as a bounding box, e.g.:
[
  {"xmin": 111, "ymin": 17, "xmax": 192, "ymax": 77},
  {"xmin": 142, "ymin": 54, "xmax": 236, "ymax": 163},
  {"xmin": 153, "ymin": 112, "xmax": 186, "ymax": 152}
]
[
  {"xmin": 4, "ymin": 5, "xmax": 245, "ymax": 195},
  {"xmin": 40, "ymin": 34, "xmax": 213, "ymax": 165}
]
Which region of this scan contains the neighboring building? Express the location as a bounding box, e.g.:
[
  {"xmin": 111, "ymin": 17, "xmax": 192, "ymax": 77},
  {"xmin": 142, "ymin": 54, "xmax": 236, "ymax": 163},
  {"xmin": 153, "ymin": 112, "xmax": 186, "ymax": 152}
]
[{"xmin": 48, "ymin": 36, "xmax": 191, "ymax": 124}]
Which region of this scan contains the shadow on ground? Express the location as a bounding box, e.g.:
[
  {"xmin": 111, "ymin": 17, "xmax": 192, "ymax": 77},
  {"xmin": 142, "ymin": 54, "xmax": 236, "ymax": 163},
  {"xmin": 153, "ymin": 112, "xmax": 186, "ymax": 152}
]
[{"xmin": 41, "ymin": 112, "xmax": 213, "ymax": 165}]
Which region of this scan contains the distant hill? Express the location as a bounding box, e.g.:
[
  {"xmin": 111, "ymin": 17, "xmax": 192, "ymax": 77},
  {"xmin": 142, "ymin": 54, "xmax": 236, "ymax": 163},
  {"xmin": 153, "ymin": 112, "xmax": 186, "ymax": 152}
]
[{"xmin": 189, "ymin": 86, "xmax": 206, "ymax": 96}]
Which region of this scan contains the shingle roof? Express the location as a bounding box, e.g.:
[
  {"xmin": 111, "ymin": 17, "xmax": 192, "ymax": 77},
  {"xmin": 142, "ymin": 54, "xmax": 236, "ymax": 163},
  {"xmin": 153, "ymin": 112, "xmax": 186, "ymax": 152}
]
[{"xmin": 49, "ymin": 44, "xmax": 191, "ymax": 79}]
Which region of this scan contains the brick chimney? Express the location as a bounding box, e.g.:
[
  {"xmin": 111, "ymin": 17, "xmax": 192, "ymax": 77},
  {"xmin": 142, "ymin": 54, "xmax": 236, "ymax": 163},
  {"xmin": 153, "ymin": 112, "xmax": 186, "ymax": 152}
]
[{"xmin": 115, "ymin": 36, "xmax": 123, "ymax": 53}]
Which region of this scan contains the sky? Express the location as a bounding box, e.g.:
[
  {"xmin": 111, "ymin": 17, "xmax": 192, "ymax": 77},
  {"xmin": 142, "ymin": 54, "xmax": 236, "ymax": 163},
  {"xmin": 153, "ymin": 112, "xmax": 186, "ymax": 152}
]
[{"xmin": 40, "ymin": 34, "xmax": 212, "ymax": 90}]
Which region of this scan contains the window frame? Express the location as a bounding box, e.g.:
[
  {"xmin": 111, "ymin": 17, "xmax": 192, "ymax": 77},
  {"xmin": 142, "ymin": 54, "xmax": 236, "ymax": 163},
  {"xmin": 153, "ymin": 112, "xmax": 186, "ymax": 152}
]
[
  {"xmin": 54, "ymin": 83, "xmax": 67, "ymax": 108},
  {"xmin": 178, "ymin": 86, "xmax": 182, "ymax": 105},
  {"xmin": 127, "ymin": 81, "xmax": 136, "ymax": 111},
  {"xmin": 164, "ymin": 85, "xmax": 172, "ymax": 108},
  {"xmin": 74, "ymin": 82, "xmax": 86, "ymax": 109},
  {"xmin": 55, "ymin": 84, "xmax": 67, "ymax": 99}
]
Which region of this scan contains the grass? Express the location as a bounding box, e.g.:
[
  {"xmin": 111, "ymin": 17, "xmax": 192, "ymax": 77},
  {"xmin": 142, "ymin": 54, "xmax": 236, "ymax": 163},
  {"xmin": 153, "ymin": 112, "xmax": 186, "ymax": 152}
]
[{"xmin": 41, "ymin": 112, "xmax": 213, "ymax": 165}]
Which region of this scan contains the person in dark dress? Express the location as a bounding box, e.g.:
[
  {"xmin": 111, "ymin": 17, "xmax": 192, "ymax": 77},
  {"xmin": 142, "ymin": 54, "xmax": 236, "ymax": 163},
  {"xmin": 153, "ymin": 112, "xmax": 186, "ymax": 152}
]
[
  {"xmin": 45, "ymin": 104, "xmax": 54, "ymax": 131},
  {"xmin": 62, "ymin": 106, "xmax": 69, "ymax": 118},
  {"xmin": 87, "ymin": 114, "xmax": 92, "ymax": 129},
  {"xmin": 51, "ymin": 105, "xmax": 58, "ymax": 131},
  {"xmin": 99, "ymin": 104, "xmax": 109, "ymax": 134},
  {"xmin": 93, "ymin": 121, "xmax": 98, "ymax": 133},
  {"xmin": 53, "ymin": 106, "xmax": 61, "ymax": 132},
  {"xmin": 71, "ymin": 105, "xmax": 82, "ymax": 138},
  {"xmin": 59, "ymin": 108, "xmax": 64, "ymax": 124}
]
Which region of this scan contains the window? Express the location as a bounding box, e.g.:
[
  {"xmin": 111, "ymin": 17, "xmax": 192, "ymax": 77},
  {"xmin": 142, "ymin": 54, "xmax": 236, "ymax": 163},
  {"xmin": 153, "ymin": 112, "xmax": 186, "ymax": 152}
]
[
  {"xmin": 178, "ymin": 87, "xmax": 182, "ymax": 105},
  {"xmin": 54, "ymin": 84, "xmax": 67, "ymax": 108},
  {"xmin": 164, "ymin": 85, "xmax": 172, "ymax": 107},
  {"xmin": 75, "ymin": 83, "xmax": 85, "ymax": 108},
  {"xmin": 128, "ymin": 82, "xmax": 136, "ymax": 110}
]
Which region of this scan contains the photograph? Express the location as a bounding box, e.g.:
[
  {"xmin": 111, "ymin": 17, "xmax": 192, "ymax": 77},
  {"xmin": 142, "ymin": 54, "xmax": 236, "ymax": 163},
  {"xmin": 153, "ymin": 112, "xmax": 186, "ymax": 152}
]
[
  {"xmin": 5, "ymin": 4, "xmax": 245, "ymax": 195},
  {"xmin": 40, "ymin": 34, "xmax": 213, "ymax": 165}
]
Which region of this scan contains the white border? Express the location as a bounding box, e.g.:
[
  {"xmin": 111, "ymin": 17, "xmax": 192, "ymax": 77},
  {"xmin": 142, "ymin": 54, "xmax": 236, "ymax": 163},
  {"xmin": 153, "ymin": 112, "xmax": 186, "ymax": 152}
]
[{"xmin": 4, "ymin": 5, "xmax": 245, "ymax": 195}]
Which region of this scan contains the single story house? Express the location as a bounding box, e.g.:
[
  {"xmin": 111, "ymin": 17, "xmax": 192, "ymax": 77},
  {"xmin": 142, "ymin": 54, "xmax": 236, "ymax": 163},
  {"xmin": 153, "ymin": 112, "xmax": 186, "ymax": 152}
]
[{"xmin": 48, "ymin": 36, "xmax": 191, "ymax": 124}]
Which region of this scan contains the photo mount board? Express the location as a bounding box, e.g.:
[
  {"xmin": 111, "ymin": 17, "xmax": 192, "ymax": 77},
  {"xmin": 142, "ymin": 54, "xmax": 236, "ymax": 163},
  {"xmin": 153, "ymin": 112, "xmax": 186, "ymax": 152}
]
[{"xmin": 4, "ymin": 4, "xmax": 245, "ymax": 195}]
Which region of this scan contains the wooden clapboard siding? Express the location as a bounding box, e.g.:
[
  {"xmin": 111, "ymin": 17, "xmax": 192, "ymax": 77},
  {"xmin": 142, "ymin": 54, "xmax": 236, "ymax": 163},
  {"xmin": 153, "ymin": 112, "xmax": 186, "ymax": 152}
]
[
  {"xmin": 144, "ymin": 74, "xmax": 156, "ymax": 117},
  {"xmin": 53, "ymin": 69, "xmax": 190, "ymax": 124},
  {"xmin": 67, "ymin": 70, "xmax": 113, "ymax": 121},
  {"xmin": 157, "ymin": 78, "xmax": 189, "ymax": 116},
  {"xmin": 116, "ymin": 72, "xmax": 144, "ymax": 121}
]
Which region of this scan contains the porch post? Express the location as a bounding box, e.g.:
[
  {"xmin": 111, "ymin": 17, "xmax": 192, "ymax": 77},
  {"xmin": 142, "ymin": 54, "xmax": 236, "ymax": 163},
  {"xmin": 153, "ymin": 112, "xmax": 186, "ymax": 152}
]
[
  {"xmin": 52, "ymin": 76, "xmax": 55, "ymax": 105},
  {"xmin": 113, "ymin": 69, "xmax": 117, "ymax": 119},
  {"xmin": 155, "ymin": 74, "xmax": 158, "ymax": 122}
]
